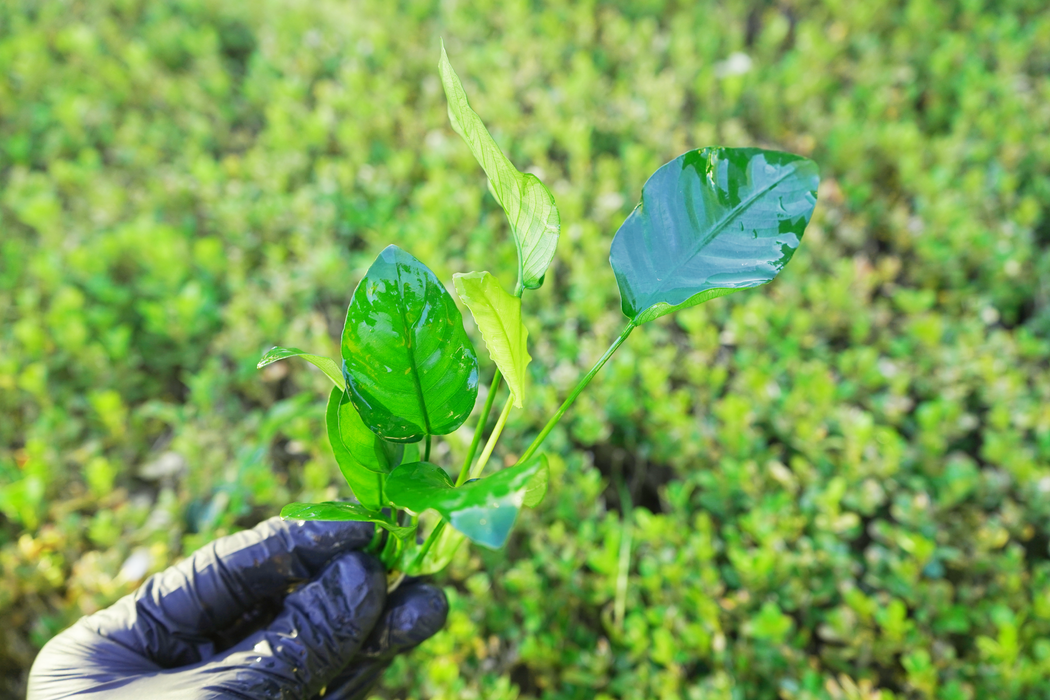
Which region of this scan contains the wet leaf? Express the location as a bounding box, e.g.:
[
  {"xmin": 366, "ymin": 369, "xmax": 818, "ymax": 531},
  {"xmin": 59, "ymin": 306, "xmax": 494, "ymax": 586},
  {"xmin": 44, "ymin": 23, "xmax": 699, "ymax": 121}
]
[
  {"xmin": 453, "ymin": 271, "xmax": 530, "ymax": 408},
  {"xmin": 439, "ymin": 44, "xmax": 559, "ymax": 290},
  {"xmin": 257, "ymin": 346, "xmax": 345, "ymax": 389},
  {"xmin": 610, "ymin": 147, "xmax": 819, "ymax": 324},
  {"xmin": 337, "ymin": 388, "xmax": 403, "ymax": 474},
  {"xmin": 280, "ymin": 501, "xmax": 415, "ymax": 540},
  {"xmin": 385, "ymin": 454, "xmax": 548, "ymax": 549},
  {"xmin": 342, "ymin": 245, "xmax": 479, "ymax": 442},
  {"xmin": 325, "ymin": 387, "xmax": 385, "ymax": 510}
]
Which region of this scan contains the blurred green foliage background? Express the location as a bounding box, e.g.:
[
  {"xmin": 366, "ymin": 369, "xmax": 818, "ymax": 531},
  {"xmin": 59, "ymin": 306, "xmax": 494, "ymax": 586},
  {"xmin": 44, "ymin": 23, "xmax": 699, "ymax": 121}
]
[{"xmin": 2, "ymin": 0, "xmax": 1050, "ymax": 697}]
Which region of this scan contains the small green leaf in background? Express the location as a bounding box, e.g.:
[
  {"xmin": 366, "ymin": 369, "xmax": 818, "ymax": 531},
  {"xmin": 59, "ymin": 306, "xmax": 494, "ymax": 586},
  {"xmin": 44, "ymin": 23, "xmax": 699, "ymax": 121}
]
[
  {"xmin": 610, "ymin": 147, "xmax": 819, "ymax": 325},
  {"xmin": 257, "ymin": 346, "xmax": 345, "ymax": 390},
  {"xmin": 385, "ymin": 454, "xmax": 548, "ymax": 548},
  {"xmin": 453, "ymin": 271, "xmax": 531, "ymax": 408},
  {"xmin": 325, "ymin": 387, "xmax": 385, "ymax": 510},
  {"xmin": 439, "ymin": 43, "xmax": 560, "ymax": 291},
  {"xmin": 341, "ymin": 245, "xmax": 479, "ymax": 442},
  {"xmin": 280, "ymin": 501, "xmax": 416, "ymax": 540},
  {"xmin": 337, "ymin": 388, "xmax": 403, "ymax": 474}
]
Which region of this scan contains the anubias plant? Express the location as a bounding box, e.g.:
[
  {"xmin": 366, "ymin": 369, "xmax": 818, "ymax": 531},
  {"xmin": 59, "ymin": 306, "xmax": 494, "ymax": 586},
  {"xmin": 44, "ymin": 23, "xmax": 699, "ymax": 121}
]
[{"xmin": 258, "ymin": 45, "xmax": 820, "ymax": 587}]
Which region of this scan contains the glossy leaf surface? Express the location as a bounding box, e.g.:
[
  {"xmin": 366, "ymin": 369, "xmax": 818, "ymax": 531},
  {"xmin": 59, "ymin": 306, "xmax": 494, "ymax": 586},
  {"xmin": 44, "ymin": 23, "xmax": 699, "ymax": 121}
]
[
  {"xmin": 610, "ymin": 147, "xmax": 819, "ymax": 324},
  {"xmin": 325, "ymin": 387, "xmax": 385, "ymax": 510},
  {"xmin": 280, "ymin": 502, "xmax": 415, "ymax": 540},
  {"xmin": 342, "ymin": 245, "xmax": 479, "ymax": 442},
  {"xmin": 257, "ymin": 346, "xmax": 345, "ymax": 390},
  {"xmin": 337, "ymin": 389, "xmax": 403, "ymax": 474},
  {"xmin": 385, "ymin": 454, "xmax": 547, "ymax": 549},
  {"xmin": 453, "ymin": 271, "xmax": 530, "ymax": 408},
  {"xmin": 439, "ymin": 44, "xmax": 559, "ymax": 290}
]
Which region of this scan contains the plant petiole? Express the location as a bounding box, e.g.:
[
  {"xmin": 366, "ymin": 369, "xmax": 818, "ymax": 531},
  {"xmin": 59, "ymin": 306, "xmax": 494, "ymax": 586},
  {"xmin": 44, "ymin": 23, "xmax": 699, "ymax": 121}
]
[
  {"xmin": 455, "ymin": 369, "xmax": 503, "ymax": 486},
  {"xmin": 470, "ymin": 396, "xmax": 513, "ymax": 480},
  {"xmin": 410, "ymin": 519, "xmax": 445, "ymax": 572},
  {"xmin": 424, "ymin": 434, "xmax": 432, "ymax": 462},
  {"xmin": 518, "ymin": 320, "xmax": 637, "ymax": 464}
]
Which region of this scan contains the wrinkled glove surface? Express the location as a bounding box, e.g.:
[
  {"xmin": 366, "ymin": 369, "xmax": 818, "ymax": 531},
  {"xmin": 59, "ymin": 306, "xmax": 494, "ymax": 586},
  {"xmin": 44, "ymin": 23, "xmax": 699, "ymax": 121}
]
[{"xmin": 27, "ymin": 517, "xmax": 447, "ymax": 700}]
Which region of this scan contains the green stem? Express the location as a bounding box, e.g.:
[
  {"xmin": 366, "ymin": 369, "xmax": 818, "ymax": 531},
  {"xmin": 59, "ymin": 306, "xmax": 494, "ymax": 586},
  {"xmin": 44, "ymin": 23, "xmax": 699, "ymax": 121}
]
[
  {"xmin": 470, "ymin": 396, "xmax": 513, "ymax": 480},
  {"xmin": 455, "ymin": 370, "xmax": 503, "ymax": 486},
  {"xmin": 410, "ymin": 519, "xmax": 445, "ymax": 571},
  {"xmin": 414, "ymin": 370, "xmax": 503, "ymax": 569},
  {"xmin": 518, "ymin": 320, "xmax": 637, "ymax": 464},
  {"xmin": 424, "ymin": 434, "xmax": 432, "ymax": 462}
]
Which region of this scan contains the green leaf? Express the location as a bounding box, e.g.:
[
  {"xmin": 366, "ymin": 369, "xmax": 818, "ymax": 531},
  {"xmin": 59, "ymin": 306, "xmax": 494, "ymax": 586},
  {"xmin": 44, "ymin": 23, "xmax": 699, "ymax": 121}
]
[
  {"xmin": 610, "ymin": 147, "xmax": 819, "ymax": 325},
  {"xmin": 453, "ymin": 271, "xmax": 531, "ymax": 408},
  {"xmin": 325, "ymin": 387, "xmax": 385, "ymax": 510},
  {"xmin": 439, "ymin": 43, "xmax": 560, "ymax": 290},
  {"xmin": 342, "ymin": 245, "xmax": 479, "ymax": 442},
  {"xmin": 522, "ymin": 455, "xmax": 549, "ymax": 508},
  {"xmin": 337, "ymin": 388, "xmax": 403, "ymax": 474},
  {"xmin": 257, "ymin": 346, "xmax": 345, "ymax": 390},
  {"xmin": 385, "ymin": 454, "xmax": 547, "ymax": 549},
  {"xmin": 280, "ymin": 501, "xmax": 415, "ymax": 540}
]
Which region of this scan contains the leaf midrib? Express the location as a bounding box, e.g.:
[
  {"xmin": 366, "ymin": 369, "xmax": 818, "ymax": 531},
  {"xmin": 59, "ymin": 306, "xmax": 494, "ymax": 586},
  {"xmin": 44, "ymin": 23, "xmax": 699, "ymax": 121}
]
[
  {"xmin": 394, "ymin": 263, "xmax": 431, "ymax": 436},
  {"xmin": 636, "ymin": 162, "xmax": 798, "ymax": 316}
]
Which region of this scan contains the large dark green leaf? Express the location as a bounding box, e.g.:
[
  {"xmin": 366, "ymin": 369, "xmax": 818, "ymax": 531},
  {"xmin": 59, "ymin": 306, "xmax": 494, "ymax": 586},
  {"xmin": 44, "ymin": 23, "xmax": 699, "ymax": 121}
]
[
  {"xmin": 385, "ymin": 454, "xmax": 548, "ymax": 549},
  {"xmin": 257, "ymin": 346, "xmax": 345, "ymax": 389},
  {"xmin": 337, "ymin": 388, "xmax": 403, "ymax": 474},
  {"xmin": 342, "ymin": 245, "xmax": 479, "ymax": 442},
  {"xmin": 325, "ymin": 387, "xmax": 385, "ymax": 510},
  {"xmin": 610, "ymin": 147, "xmax": 819, "ymax": 324},
  {"xmin": 280, "ymin": 501, "xmax": 415, "ymax": 541}
]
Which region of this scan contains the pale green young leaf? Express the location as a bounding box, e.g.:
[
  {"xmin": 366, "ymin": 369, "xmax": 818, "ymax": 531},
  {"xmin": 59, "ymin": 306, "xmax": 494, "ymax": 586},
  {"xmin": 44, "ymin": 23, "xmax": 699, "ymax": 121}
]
[
  {"xmin": 453, "ymin": 271, "xmax": 531, "ymax": 408},
  {"xmin": 257, "ymin": 347, "xmax": 345, "ymax": 390},
  {"xmin": 439, "ymin": 43, "xmax": 559, "ymax": 290}
]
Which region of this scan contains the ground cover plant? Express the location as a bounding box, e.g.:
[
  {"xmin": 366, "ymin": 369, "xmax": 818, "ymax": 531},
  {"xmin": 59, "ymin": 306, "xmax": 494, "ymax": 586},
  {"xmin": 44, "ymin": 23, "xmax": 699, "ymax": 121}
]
[
  {"xmin": 260, "ymin": 47, "xmax": 819, "ymax": 583},
  {"xmin": 3, "ymin": 0, "xmax": 1050, "ymax": 698}
]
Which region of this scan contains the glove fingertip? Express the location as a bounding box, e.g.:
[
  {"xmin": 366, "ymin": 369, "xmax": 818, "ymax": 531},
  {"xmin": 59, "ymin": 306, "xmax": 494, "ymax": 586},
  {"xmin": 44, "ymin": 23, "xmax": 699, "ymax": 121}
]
[{"xmin": 362, "ymin": 582, "xmax": 448, "ymax": 658}]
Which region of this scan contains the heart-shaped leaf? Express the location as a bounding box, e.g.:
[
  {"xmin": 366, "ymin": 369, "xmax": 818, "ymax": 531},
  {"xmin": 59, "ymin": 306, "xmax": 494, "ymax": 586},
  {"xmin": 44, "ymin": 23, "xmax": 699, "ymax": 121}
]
[
  {"xmin": 385, "ymin": 453, "xmax": 548, "ymax": 549},
  {"xmin": 342, "ymin": 245, "xmax": 479, "ymax": 442},
  {"xmin": 439, "ymin": 44, "xmax": 560, "ymax": 290},
  {"xmin": 325, "ymin": 387, "xmax": 385, "ymax": 510},
  {"xmin": 257, "ymin": 347, "xmax": 345, "ymax": 390},
  {"xmin": 453, "ymin": 271, "xmax": 531, "ymax": 408},
  {"xmin": 337, "ymin": 388, "xmax": 403, "ymax": 474},
  {"xmin": 610, "ymin": 147, "xmax": 819, "ymax": 325},
  {"xmin": 280, "ymin": 501, "xmax": 416, "ymax": 541}
]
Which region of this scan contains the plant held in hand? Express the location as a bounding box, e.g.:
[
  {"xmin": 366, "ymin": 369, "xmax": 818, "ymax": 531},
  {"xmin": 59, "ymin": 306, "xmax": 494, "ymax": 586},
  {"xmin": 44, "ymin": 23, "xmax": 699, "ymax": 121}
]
[{"xmin": 258, "ymin": 45, "xmax": 820, "ymax": 586}]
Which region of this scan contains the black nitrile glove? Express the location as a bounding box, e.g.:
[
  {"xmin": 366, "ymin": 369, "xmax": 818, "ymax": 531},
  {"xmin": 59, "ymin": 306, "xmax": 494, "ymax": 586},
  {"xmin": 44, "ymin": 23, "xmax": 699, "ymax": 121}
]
[{"xmin": 27, "ymin": 517, "xmax": 447, "ymax": 700}]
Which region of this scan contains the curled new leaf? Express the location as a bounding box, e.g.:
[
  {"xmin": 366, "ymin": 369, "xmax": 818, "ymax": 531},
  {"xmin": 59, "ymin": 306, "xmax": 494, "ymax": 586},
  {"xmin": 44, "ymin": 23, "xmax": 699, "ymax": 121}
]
[
  {"xmin": 341, "ymin": 245, "xmax": 479, "ymax": 442},
  {"xmin": 280, "ymin": 501, "xmax": 415, "ymax": 541},
  {"xmin": 610, "ymin": 147, "xmax": 819, "ymax": 324},
  {"xmin": 453, "ymin": 271, "xmax": 531, "ymax": 408},
  {"xmin": 385, "ymin": 454, "xmax": 548, "ymax": 549},
  {"xmin": 439, "ymin": 43, "xmax": 560, "ymax": 290},
  {"xmin": 257, "ymin": 347, "xmax": 345, "ymax": 390}
]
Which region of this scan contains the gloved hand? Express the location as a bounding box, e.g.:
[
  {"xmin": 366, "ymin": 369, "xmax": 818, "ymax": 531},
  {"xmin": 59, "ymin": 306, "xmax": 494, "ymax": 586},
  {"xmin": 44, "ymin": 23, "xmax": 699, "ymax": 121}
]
[{"xmin": 27, "ymin": 517, "xmax": 447, "ymax": 700}]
